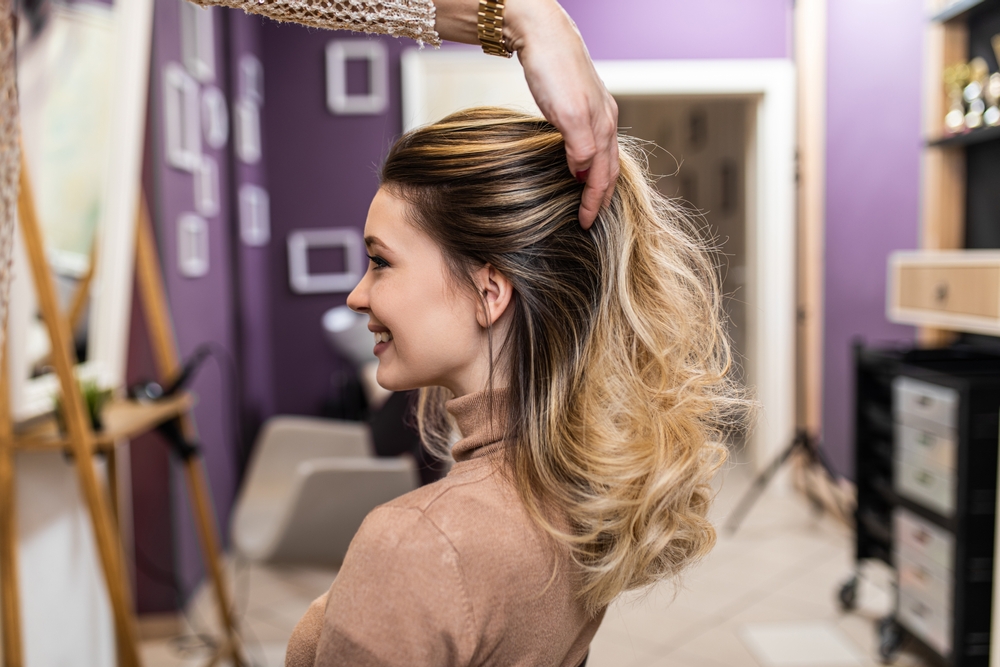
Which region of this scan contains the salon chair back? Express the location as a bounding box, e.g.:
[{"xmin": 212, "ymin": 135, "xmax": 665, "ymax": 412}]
[{"xmin": 231, "ymin": 416, "xmax": 418, "ymax": 565}]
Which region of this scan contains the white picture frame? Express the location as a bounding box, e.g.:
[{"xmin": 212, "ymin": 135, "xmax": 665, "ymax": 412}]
[
  {"xmin": 234, "ymin": 97, "xmax": 261, "ymax": 164},
  {"xmin": 178, "ymin": 213, "xmax": 210, "ymax": 278},
  {"xmin": 239, "ymin": 184, "xmax": 270, "ymax": 247},
  {"xmin": 326, "ymin": 40, "xmax": 389, "ymax": 115},
  {"xmin": 201, "ymin": 85, "xmax": 228, "ymax": 149},
  {"xmin": 180, "ymin": 0, "xmax": 215, "ymax": 83},
  {"xmin": 240, "ymin": 54, "xmax": 264, "ymax": 105},
  {"xmin": 287, "ymin": 228, "xmax": 364, "ymax": 294},
  {"xmin": 163, "ymin": 62, "xmax": 201, "ymax": 171},
  {"xmin": 194, "ymin": 155, "xmax": 219, "ymax": 217}
]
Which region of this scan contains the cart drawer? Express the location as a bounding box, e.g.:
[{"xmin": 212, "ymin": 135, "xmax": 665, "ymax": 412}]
[
  {"xmin": 895, "ymin": 459, "xmax": 955, "ymax": 517},
  {"xmin": 896, "ymin": 423, "xmax": 956, "ymax": 476},
  {"xmin": 893, "ymin": 508, "xmax": 954, "ymax": 572},
  {"xmin": 894, "ymin": 377, "xmax": 958, "ymax": 435},
  {"xmin": 898, "ymin": 589, "xmax": 953, "ymax": 656},
  {"xmin": 897, "ymin": 551, "xmax": 952, "ymax": 611}
]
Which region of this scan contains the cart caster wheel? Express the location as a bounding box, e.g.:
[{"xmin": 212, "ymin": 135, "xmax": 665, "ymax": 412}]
[
  {"xmin": 837, "ymin": 576, "xmax": 858, "ymax": 612},
  {"xmin": 877, "ymin": 616, "xmax": 903, "ymax": 664}
]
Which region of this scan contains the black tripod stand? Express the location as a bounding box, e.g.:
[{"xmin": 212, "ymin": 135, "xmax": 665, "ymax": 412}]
[{"xmin": 724, "ymin": 428, "xmax": 847, "ymax": 534}]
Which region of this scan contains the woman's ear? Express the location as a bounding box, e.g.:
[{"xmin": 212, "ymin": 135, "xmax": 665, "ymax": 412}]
[{"xmin": 473, "ymin": 264, "xmax": 513, "ymax": 328}]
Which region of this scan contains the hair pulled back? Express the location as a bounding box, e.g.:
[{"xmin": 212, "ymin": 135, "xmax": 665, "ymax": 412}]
[{"xmin": 381, "ymin": 107, "xmax": 748, "ymax": 614}]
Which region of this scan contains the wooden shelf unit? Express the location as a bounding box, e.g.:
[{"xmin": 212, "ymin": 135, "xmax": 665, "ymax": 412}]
[{"xmin": 890, "ymin": 3, "xmax": 1000, "ymax": 336}]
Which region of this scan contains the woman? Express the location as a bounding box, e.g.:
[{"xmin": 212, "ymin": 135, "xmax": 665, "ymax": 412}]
[{"xmin": 284, "ymin": 107, "xmax": 747, "ymax": 667}]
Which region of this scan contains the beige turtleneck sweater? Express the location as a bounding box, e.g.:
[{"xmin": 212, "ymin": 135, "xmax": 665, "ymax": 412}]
[{"xmin": 284, "ymin": 390, "xmax": 604, "ymax": 667}]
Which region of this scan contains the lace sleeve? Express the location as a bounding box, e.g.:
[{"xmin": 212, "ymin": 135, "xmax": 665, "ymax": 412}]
[
  {"xmin": 188, "ymin": 0, "xmax": 441, "ymax": 47},
  {"xmin": 0, "ymin": 4, "xmax": 18, "ymax": 348}
]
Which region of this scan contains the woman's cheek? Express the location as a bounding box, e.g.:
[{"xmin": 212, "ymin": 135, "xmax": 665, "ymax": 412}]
[{"xmin": 367, "ymin": 280, "xmax": 392, "ymax": 324}]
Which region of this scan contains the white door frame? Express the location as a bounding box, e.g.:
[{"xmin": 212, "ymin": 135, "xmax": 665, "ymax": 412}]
[{"xmin": 402, "ymin": 52, "xmax": 797, "ymax": 470}]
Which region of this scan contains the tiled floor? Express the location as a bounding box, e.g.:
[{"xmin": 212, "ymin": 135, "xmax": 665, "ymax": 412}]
[{"xmin": 141, "ymin": 461, "xmax": 935, "ymax": 667}]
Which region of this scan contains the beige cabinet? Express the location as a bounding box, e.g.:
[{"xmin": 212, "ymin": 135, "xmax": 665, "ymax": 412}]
[{"xmin": 888, "ymin": 250, "xmax": 1000, "ymax": 335}]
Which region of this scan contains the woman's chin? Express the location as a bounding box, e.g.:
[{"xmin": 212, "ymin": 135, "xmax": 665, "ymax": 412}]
[{"xmin": 374, "ymin": 367, "xmax": 417, "ymax": 393}]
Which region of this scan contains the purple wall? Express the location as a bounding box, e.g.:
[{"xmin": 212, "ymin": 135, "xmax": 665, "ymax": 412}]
[
  {"xmin": 561, "ymin": 0, "xmax": 792, "ymax": 60},
  {"xmin": 259, "ymin": 27, "xmax": 407, "ymax": 417},
  {"xmin": 230, "ymin": 12, "xmax": 277, "ymax": 443},
  {"xmin": 823, "ymin": 0, "xmax": 922, "ymax": 476}
]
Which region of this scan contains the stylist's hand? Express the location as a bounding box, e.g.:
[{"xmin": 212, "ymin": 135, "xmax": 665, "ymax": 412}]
[
  {"xmin": 434, "ymin": 0, "xmax": 618, "ymax": 229},
  {"xmin": 506, "ymin": 0, "xmax": 618, "ymax": 229}
]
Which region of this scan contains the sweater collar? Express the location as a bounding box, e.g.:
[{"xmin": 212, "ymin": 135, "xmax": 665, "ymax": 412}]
[{"xmin": 446, "ymin": 388, "xmax": 509, "ymax": 462}]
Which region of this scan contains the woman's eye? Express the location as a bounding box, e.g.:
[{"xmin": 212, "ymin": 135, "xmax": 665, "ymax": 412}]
[{"xmin": 367, "ymin": 254, "xmax": 390, "ymax": 269}]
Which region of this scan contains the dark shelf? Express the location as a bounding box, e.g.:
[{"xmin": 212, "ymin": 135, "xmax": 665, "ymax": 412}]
[
  {"xmin": 929, "ymin": 124, "xmax": 1000, "ymax": 147},
  {"xmin": 932, "ymin": 0, "xmax": 987, "ymax": 22}
]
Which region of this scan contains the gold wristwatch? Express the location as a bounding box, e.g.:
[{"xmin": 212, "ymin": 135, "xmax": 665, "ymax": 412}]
[{"xmin": 477, "ymin": 0, "xmax": 513, "ymax": 58}]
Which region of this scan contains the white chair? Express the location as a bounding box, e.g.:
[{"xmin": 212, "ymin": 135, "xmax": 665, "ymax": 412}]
[{"xmin": 231, "ymin": 415, "xmax": 418, "ymax": 565}]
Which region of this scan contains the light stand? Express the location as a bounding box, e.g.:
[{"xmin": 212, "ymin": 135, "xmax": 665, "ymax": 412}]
[{"xmin": 724, "ymin": 428, "xmax": 850, "ymax": 535}]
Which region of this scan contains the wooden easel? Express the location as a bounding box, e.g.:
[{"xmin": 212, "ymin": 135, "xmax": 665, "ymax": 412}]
[{"xmin": 0, "ymin": 158, "xmax": 244, "ymax": 667}]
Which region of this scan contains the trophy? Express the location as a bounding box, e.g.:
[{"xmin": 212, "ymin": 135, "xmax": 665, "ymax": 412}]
[
  {"xmin": 985, "ymin": 72, "xmax": 1000, "ymax": 126},
  {"xmin": 944, "ymin": 63, "xmax": 970, "ymax": 133},
  {"xmin": 941, "ymin": 46, "xmax": 1000, "ymax": 134},
  {"xmin": 964, "ymin": 57, "xmax": 988, "ymax": 129},
  {"xmin": 987, "ymin": 35, "xmax": 1000, "ymax": 127}
]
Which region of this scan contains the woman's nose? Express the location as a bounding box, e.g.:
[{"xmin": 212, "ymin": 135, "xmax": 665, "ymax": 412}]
[{"xmin": 347, "ymin": 274, "xmax": 369, "ymax": 313}]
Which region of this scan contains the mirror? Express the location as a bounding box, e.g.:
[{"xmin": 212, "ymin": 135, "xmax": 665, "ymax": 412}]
[
  {"xmin": 17, "ymin": 1, "xmax": 113, "ymax": 374},
  {"xmin": 10, "ymin": 0, "xmax": 151, "ymax": 422}
]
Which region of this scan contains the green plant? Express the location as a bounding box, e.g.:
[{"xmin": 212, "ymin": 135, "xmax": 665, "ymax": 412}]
[{"xmin": 53, "ymin": 379, "xmax": 114, "ymax": 432}]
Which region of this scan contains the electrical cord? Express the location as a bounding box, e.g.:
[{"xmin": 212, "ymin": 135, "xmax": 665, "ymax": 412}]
[
  {"xmin": 131, "ymin": 539, "xmax": 219, "ymax": 660},
  {"xmin": 132, "ymin": 535, "xmax": 269, "ymax": 666},
  {"xmin": 231, "ymin": 553, "xmax": 269, "ymax": 665},
  {"xmin": 129, "ymin": 342, "xmax": 267, "ymax": 666}
]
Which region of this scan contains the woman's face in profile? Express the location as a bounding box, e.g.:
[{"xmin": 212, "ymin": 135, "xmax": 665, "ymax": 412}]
[{"xmin": 347, "ymin": 189, "xmax": 486, "ymax": 395}]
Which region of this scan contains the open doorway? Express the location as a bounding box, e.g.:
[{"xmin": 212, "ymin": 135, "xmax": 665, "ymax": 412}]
[
  {"xmin": 402, "ymin": 54, "xmax": 795, "ymax": 469},
  {"xmin": 617, "ymin": 96, "xmax": 752, "ymax": 382}
]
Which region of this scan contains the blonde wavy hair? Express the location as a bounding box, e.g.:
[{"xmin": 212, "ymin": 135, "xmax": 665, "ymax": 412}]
[{"xmin": 381, "ymin": 107, "xmax": 750, "ymax": 614}]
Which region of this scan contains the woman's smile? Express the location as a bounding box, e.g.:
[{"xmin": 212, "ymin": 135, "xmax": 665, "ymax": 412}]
[{"xmin": 372, "ymin": 328, "xmax": 394, "ymax": 354}]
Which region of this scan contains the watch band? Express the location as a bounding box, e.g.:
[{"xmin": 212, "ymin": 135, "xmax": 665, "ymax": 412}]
[{"xmin": 477, "ymin": 0, "xmax": 513, "ymax": 58}]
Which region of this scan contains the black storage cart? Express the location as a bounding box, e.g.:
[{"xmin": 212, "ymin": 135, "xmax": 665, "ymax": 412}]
[{"xmin": 847, "ymin": 343, "xmax": 1000, "ymax": 665}]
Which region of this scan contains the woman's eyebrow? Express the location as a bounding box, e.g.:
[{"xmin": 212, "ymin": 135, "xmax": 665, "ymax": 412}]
[{"xmin": 364, "ymin": 235, "xmax": 390, "ymax": 251}]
